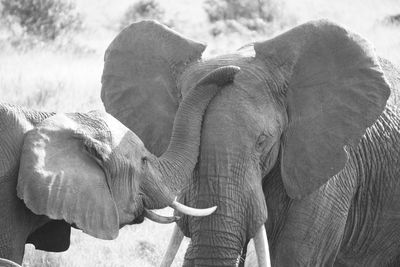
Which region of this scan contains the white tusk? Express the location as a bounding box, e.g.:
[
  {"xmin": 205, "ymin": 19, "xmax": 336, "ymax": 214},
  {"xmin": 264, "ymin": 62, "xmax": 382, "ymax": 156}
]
[
  {"xmin": 170, "ymin": 198, "xmax": 217, "ymax": 217},
  {"xmin": 0, "ymin": 258, "xmax": 22, "ymax": 267},
  {"xmin": 160, "ymin": 224, "xmax": 184, "ymax": 267},
  {"xmin": 143, "ymin": 209, "xmax": 180, "ymax": 224},
  {"xmin": 253, "ymin": 224, "xmax": 271, "ymax": 267}
]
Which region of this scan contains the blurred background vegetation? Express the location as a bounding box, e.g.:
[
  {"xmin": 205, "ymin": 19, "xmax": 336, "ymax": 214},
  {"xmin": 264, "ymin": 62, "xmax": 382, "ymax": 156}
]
[{"xmin": 0, "ymin": 0, "xmax": 399, "ymax": 266}]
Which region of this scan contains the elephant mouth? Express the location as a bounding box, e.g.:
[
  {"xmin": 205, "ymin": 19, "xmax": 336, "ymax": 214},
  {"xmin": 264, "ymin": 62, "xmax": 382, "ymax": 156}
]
[
  {"xmin": 132, "ymin": 205, "xmax": 218, "ymax": 225},
  {"xmin": 127, "ymin": 195, "xmax": 180, "ymax": 225},
  {"xmin": 138, "ymin": 194, "xmax": 218, "ymax": 224},
  {"xmin": 126, "ymin": 192, "xmax": 218, "ymax": 226},
  {"xmin": 127, "ymin": 209, "xmax": 179, "ymax": 225},
  {"xmin": 130, "ymin": 214, "xmax": 145, "ymax": 224},
  {"xmin": 136, "ymin": 194, "xmax": 180, "ymax": 224}
]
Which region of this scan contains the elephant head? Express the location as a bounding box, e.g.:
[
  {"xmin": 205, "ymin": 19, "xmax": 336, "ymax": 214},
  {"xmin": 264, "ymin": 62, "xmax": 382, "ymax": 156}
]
[
  {"xmin": 101, "ymin": 20, "xmax": 390, "ymax": 265},
  {"xmin": 16, "ymin": 64, "xmax": 240, "ymax": 240}
]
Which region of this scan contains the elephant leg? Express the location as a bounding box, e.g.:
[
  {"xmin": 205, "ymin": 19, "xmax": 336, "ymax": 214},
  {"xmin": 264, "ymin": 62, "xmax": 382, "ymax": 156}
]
[
  {"xmin": 1, "ymin": 216, "xmax": 64, "ymax": 264},
  {"xmin": 1, "ymin": 215, "xmax": 51, "ymax": 264},
  {"xmin": 273, "ymin": 172, "xmax": 357, "ymax": 266},
  {"xmin": 0, "ymin": 226, "xmax": 27, "ymax": 264},
  {"xmin": 9, "ymin": 239, "xmax": 25, "ymax": 265},
  {"xmin": 1, "ymin": 194, "xmax": 28, "ymax": 263},
  {"xmin": 1, "ymin": 189, "xmax": 47, "ymax": 264}
]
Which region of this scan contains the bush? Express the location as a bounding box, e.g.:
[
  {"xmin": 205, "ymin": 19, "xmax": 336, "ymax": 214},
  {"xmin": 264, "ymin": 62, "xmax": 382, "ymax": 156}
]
[
  {"xmin": 204, "ymin": 0, "xmax": 281, "ymax": 35},
  {"xmin": 0, "ymin": 0, "xmax": 82, "ymax": 44},
  {"xmin": 385, "ymin": 14, "xmax": 400, "ymax": 25},
  {"xmin": 119, "ymin": 0, "xmax": 170, "ymax": 30}
]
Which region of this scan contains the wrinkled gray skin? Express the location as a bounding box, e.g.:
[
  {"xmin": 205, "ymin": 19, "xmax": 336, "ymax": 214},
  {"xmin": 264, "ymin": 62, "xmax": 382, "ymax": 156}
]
[
  {"xmin": 0, "ymin": 65, "xmax": 237, "ymax": 264},
  {"xmin": 102, "ymin": 20, "xmax": 400, "ymax": 266}
]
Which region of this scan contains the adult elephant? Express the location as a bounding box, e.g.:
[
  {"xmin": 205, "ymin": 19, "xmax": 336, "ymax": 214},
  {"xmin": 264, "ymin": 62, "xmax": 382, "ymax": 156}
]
[
  {"xmin": 0, "ymin": 65, "xmax": 238, "ymax": 264},
  {"xmin": 101, "ymin": 20, "xmax": 400, "ymax": 266}
]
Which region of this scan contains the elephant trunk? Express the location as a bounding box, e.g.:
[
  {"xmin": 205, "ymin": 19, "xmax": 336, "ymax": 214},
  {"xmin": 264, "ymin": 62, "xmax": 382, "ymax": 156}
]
[
  {"xmin": 145, "ymin": 66, "xmax": 240, "ymax": 208},
  {"xmin": 178, "ymin": 125, "xmax": 269, "ymax": 264},
  {"xmin": 181, "ymin": 154, "xmax": 248, "ymax": 266},
  {"xmin": 163, "ymin": 215, "xmax": 271, "ymax": 266},
  {"xmin": 181, "ymin": 173, "xmax": 269, "ymax": 266},
  {"xmin": 184, "ymin": 226, "xmax": 243, "ymax": 267}
]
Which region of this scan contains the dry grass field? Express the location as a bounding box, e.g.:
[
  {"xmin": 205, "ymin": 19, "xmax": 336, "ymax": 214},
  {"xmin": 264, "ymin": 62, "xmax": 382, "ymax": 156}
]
[{"xmin": 0, "ymin": 0, "xmax": 399, "ymax": 266}]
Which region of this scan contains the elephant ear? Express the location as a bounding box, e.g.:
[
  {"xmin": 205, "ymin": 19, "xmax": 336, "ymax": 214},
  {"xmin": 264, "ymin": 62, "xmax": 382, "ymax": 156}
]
[
  {"xmin": 101, "ymin": 20, "xmax": 206, "ymax": 156},
  {"xmin": 17, "ymin": 113, "xmax": 119, "ymax": 240},
  {"xmin": 255, "ymin": 20, "xmax": 390, "ymax": 199}
]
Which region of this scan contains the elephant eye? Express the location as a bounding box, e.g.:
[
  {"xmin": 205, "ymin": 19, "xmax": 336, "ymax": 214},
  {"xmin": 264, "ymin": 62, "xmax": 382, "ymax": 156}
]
[
  {"xmin": 255, "ymin": 134, "xmax": 268, "ymax": 153},
  {"xmin": 141, "ymin": 156, "xmax": 148, "ymax": 166}
]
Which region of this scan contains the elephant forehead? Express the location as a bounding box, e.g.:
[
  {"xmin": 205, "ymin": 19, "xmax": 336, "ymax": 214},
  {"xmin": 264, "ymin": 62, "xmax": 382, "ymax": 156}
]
[
  {"xmin": 178, "ymin": 54, "xmax": 247, "ymax": 96},
  {"xmin": 201, "ymin": 92, "xmax": 267, "ymax": 147},
  {"xmin": 200, "ymin": 83, "xmax": 283, "ymax": 151},
  {"xmin": 179, "ymin": 54, "xmax": 274, "ymax": 99}
]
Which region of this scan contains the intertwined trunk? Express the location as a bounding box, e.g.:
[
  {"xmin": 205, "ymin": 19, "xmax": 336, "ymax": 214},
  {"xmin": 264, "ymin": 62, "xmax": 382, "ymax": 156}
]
[
  {"xmin": 183, "ymin": 162, "xmax": 246, "ymax": 266},
  {"xmin": 142, "ymin": 66, "xmax": 240, "ymax": 208},
  {"xmin": 157, "ymin": 86, "xmax": 222, "ymax": 194}
]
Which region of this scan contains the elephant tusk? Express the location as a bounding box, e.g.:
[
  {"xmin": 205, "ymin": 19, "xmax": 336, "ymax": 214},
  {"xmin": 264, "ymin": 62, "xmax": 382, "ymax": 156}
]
[
  {"xmin": 170, "ymin": 198, "xmax": 217, "ymax": 216},
  {"xmin": 253, "ymin": 224, "xmax": 272, "ymax": 267},
  {"xmin": 143, "ymin": 209, "xmax": 180, "ymax": 224},
  {"xmin": 160, "ymin": 224, "xmax": 184, "ymax": 267},
  {"xmin": 0, "ymin": 258, "xmax": 22, "ymax": 267}
]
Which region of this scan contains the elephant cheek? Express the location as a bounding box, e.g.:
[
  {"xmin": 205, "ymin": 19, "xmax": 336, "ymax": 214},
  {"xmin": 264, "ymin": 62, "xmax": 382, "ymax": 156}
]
[
  {"xmin": 109, "ymin": 169, "xmax": 145, "ymax": 225},
  {"xmin": 139, "ymin": 165, "xmax": 174, "ymax": 209},
  {"xmin": 130, "ymin": 213, "xmax": 145, "ymax": 224},
  {"xmin": 260, "ymin": 141, "xmax": 281, "ymax": 178},
  {"xmin": 241, "ymin": 163, "xmax": 269, "ymax": 238},
  {"xmin": 118, "ymin": 195, "xmax": 145, "ymax": 226},
  {"xmin": 246, "ymin": 186, "xmax": 268, "ymax": 239}
]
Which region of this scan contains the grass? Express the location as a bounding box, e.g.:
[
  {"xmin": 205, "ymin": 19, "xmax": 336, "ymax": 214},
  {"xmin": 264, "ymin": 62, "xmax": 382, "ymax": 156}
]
[
  {"xmin": 0, "ymin": 0, "xmax": 399, "ymax": 266},
  {"xmin": 22, "ymin": 209, "xmax": 190, "ymax": 267},
  {"xmin": 0, "ymin": 50, "xmax": 103, "ymax": 112}
]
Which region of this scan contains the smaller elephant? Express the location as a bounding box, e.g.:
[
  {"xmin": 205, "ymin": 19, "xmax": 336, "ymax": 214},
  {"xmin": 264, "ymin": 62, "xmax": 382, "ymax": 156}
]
[{"xmin": 0, "ymin": 65, "xmax": 240, "ymax": 264}]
